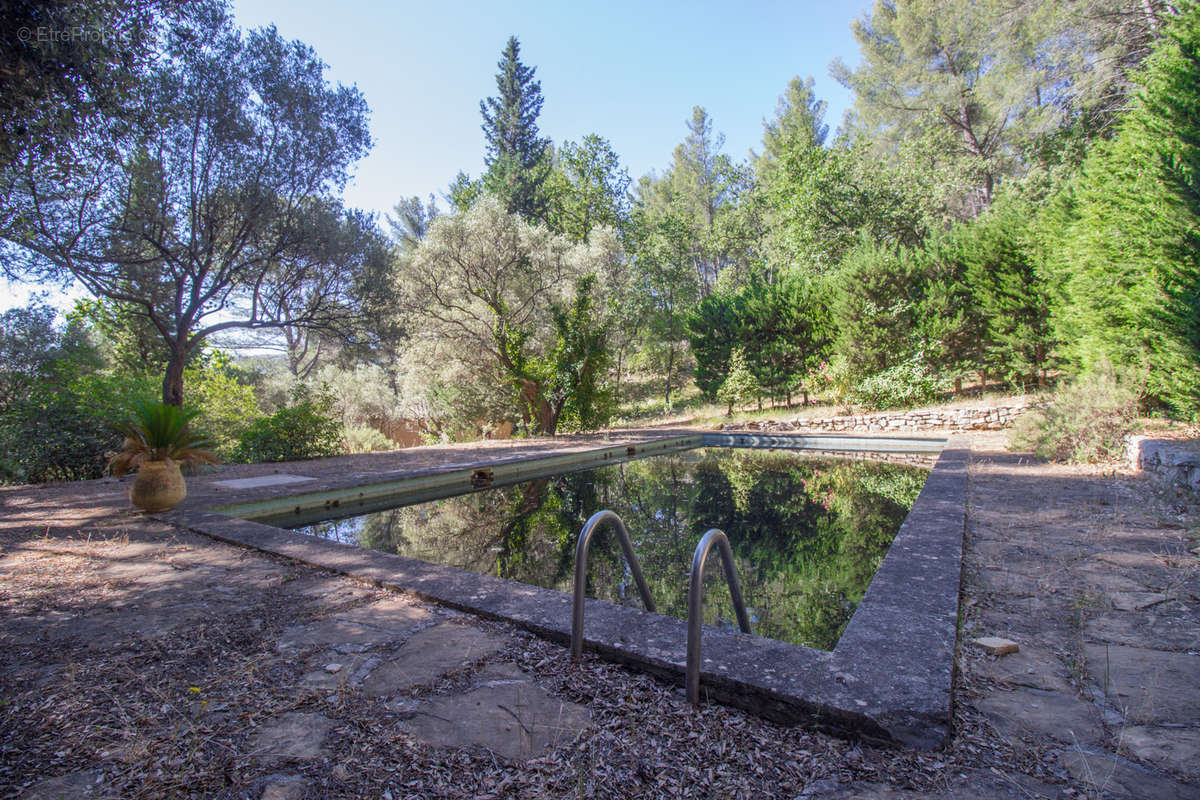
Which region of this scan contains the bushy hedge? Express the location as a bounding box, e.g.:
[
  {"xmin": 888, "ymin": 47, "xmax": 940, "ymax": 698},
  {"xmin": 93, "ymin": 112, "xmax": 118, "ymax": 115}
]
[
  {"xmin": 1012, "ymin": 367, "xmax": 1139, "ymax": 463},
  {"xmin": 0, "ymin": 389, "xmax": 134, "ymax": 483},
  {"xmin": 232, "ymin": 384, "xmax": 344, "ymax": 463},
  {"xmin": 343, "ymin": 425, "xmax": 395, "ymax": 454},
  {"xmin": 0, "ymin": 305, "xmax": 160, "ymax": 483},
  {"xmin": 849, "ymin": 353, "xmax": 947, "ymax": 411}
]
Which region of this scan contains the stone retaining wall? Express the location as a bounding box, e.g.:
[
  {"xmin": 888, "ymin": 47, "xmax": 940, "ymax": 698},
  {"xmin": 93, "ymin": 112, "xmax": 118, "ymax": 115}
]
[
  {"xmin": 717, "ymin": 401, "xmax": 1036, "ymax": 434},
  {"xmin": 1126, "ymin": 435, "xmax": 1200, "ymax": 492},
  {"xmin": 803, "ymin": 449, "xmax": 938, "ymax": 468}
]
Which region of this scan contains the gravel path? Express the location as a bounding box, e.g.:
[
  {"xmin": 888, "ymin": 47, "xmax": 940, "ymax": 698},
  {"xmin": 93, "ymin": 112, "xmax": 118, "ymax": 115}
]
[{"xmin": 1, "ymin": 432, "xmax": 1197, "ymax": 799}]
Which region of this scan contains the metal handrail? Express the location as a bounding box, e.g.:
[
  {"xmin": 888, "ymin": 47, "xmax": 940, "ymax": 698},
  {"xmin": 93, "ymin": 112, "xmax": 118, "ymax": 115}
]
[
  {"xmin": 687, "ymin": 528, "xmax": 752, "ymax": 705},
  {"xmin": 571, "ymin": 510, "xmax": 656, "ymax": 661}
]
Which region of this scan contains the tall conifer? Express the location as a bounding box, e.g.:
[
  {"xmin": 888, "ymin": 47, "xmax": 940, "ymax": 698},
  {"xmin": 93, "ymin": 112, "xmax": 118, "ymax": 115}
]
[
  {"xmin": 480, "ymin": 36, "xmax": 551, "ymax": 222},
  {"xmin": 1053, "ymin": 5, "xmax": 1200, "ymax": 412}
]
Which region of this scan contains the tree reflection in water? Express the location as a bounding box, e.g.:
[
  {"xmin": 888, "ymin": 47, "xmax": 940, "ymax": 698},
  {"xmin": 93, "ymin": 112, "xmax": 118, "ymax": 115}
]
[{"xmin": 296, "ymin": 449, "xmax": 926, "ymax": 650}]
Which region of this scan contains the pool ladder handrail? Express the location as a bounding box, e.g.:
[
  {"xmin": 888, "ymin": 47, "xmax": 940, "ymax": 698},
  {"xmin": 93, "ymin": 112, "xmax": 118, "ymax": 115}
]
[
  {"xmin": 570, "ymin": 515, "xmax": 754, "ymax": 706},
  {"xmin": 571, "ymin": 510, "xmax": 656, "ymax": 661},
  {"xmin": 687, "ymin": 528, "xmax": 752, "ymax": 705}
]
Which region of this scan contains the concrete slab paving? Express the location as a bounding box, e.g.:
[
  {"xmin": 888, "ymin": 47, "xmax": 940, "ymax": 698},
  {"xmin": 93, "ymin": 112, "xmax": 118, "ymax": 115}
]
[
  {"xmin": 1084, "ymin": 643, "xmax": 1200, "ymax": 724},
  {"xmin": 277, "ymin": 598, "xmax": 431, "ymax": 652},
  {"xmin": 249, "ymin": 712, "xmax": 337, "ymax": 764},
  {"xmin": 974, "ymin": 687, "xmax": 1104, "ymax": 746},
  {"xmin": 1058, "ymin": 748, "xmax": 1200, "ymax": 800},
  {"xmin": 1086, "ymin": 610, "xmax": 1200, "ymax": 651},
  {"xmin": 213, "ymin": 475, "xmax": 316, "ymax": 490},
  {"xmin": 972, "ymin": 645, "xmax": 1076, "ymax": 694},
  {"xmin": 362, "ymin": 623, "xmax": 507, "ymax": 697},
  {"xmin": 1120, "ymin": 725, "xmax": 1200, "ymax": 777},
  {"xmin": 401, "ymin": 669, "xmax": 590, "ymax": 761}
]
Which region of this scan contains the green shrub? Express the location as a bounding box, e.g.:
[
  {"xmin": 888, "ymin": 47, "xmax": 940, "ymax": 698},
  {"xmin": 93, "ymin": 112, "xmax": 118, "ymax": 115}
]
[
  {"xmin": 187, "ymin": 352, "xmax": 263, "ymax": 459},
  {"xmin": 1011, "ymin": 367, "xmax": 1140, "ymax": 463},
  {"xmin": 850, "ymin": 353, "xmax": 948, "ymax": 411},
  {"xmin": 343, "ymin": 425, "xmax": 396, "ymax": 454},
  {"xmin": 233, "ymin": 384, "xmax": 344, "ymax": 463},
  {"xmin": 0, "ymin": 393, "xmax": 124, "ymax": 483},
  {"xmin": 0, "ymin": 365, "xmax": 159, "ymax": 485}
]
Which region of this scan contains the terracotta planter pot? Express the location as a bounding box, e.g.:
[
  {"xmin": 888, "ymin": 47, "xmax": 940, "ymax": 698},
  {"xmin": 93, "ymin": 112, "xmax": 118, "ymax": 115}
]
[{"xmin": 130, "ymin": 459, "xmax": 186, "ymax": 512}]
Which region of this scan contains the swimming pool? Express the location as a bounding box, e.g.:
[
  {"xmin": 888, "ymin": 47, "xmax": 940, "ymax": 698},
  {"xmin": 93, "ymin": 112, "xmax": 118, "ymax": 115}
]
[
  {"xmin": 268, "ymin": 447, "xmax": 927, "ymax": 650},
  {"xmin": 183, "ymin": 431, "xmax": 965, "ymax": 748}
]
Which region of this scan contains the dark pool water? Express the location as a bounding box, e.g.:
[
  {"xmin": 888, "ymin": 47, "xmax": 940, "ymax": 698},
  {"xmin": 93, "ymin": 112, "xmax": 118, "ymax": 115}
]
[{"xmin": 290, "ymin": 448, "xmax": 927, "ymax": 650}]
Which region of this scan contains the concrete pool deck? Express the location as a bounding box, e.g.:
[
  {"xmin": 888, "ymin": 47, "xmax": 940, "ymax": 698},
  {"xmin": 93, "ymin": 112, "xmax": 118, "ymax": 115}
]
[{"xmin": 2, "ymin": 430, "xmax": 1198, "ymax": 799}]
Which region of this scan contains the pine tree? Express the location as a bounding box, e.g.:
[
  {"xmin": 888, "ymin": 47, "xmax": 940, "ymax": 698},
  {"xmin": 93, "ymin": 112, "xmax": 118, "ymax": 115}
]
[
  {"xmin": 718, "ymin": 348, "xmax": 759, "ymax": 415},
  {"xmin": 1052, "ymin": 5, "xmax": 1200, "ymax": 412},
  {"xmin": 480, "ymin": 36, "xmax": 551, "ymax": 222}
]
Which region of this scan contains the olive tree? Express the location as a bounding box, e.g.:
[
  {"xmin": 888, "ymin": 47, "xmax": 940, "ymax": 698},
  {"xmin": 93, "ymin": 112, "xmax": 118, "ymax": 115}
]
[
  {"xmin": 399, "ymin": 197, "xmax": 620, "ymax": 435},
  {"xmin": 2, "ymin": 9, "xmax": 381, "ymax": 407}
]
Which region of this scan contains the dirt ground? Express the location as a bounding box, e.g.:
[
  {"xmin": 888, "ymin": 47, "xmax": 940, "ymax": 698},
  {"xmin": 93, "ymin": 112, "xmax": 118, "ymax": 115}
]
[{"xmin": 0, "ymin": 432, "xmax": 1197, "ymax": 799}]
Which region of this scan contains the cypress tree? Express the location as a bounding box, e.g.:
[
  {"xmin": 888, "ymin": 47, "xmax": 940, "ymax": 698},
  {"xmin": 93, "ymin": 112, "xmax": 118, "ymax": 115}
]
[
  {"xmin": 964, "ymin": 198, "xmax": 1053, "ymax": 388},
  {"xmin": 921, "ymin": 197, "xmax": 1053, "ymax": 390},
  {"xmin": 831, "ymin": 238, "xmax": 924, "ymax": 380},
  {"xmin": 1052, "ymin": 6, "xmax": 1200, "ymax": 412},
  {"xmin": 480, "ymin": 36, "xmax": 551, "ymax": 222},
  {"xmin": 684, "ymin": 290, "xmax": 745, "ymax": 402},
  {"xmin": 740, "ymin": 273, "xmax": 831, "ymax": 406}
]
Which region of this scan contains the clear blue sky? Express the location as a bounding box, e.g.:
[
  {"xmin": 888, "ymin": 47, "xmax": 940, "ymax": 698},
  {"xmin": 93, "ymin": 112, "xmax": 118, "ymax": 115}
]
[{"xmin": 231, "ymin": 0, "xmax": 869, "ymax": 219}]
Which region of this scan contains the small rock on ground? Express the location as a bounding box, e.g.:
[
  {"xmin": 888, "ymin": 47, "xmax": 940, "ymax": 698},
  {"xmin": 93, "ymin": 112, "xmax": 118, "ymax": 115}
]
[
  {"xmin": 259, "ymin": 775, "xmax": 307, "ymax": 800},
  {"xmin": 972, "ymin": 636, "xmax": 1020, "ymax": 656}
]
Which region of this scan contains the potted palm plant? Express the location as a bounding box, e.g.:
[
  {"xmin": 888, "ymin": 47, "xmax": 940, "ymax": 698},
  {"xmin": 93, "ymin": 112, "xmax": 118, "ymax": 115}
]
[{"xmin": 109, "ymin": 402, "xmax": 218, "ymax": 512}]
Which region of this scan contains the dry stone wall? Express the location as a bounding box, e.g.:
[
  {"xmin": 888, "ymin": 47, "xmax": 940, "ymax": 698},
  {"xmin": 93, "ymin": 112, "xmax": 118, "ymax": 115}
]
[
  {"xmin": 802, "ymin": 449, "xmax": 937, "ymax": 468},
  {"xmin": 716, "ymin": 401, "xmax": 1036, "ymax": 435}
]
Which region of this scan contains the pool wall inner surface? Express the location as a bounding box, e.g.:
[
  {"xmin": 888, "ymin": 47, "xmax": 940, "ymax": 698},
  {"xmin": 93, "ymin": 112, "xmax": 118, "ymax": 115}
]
[{"xmin": 166, "ymin": 431, "xmax": 965, "ymax": 749}]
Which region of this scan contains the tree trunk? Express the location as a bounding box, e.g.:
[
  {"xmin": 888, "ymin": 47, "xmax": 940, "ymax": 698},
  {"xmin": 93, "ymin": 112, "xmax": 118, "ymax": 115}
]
[
  {"xmin": 536, "ymin": 399, "xmax": 558, "ymax": 436},
  {"xmin": 664, "ymin": 344, "xmax": 676, "ymax": 407},
  {"xmin": 1142, "ymin": 0, "xmax": 1162, "ymax": 34},
  {"xmin": 614, "ymin": 348, "xmax": 624, "ymax": 406},
  {"xmin": 162, "ymin": 341, "xmax": 189, "ymax": 407}
]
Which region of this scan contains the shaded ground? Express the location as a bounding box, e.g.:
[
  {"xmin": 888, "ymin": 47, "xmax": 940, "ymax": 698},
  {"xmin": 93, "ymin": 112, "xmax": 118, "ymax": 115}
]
[{"xmin": 0, "ymin": 432, "xmax": 1197, "ymax": 799}]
